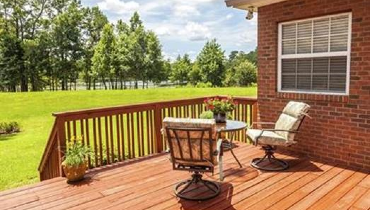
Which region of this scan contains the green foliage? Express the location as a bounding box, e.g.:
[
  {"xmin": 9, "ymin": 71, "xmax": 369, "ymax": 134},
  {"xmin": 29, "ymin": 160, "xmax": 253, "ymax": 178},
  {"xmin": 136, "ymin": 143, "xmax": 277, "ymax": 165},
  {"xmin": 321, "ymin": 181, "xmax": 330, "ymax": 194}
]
[
  {"xmin": 195, "ymin": 39, "xmax": 226, "ymax": 87},
  {"xmin": 195, "ymin": 82, "xmax": 213, "ymax": 88},
  {"xmin": 92, "ymin": 23, "xmax": 116, "ymax": 89},
  {"xmin": 225, "ymin": 60, "xmax": 257, "ymax": 87},
  {"xmin": 81, "ymin": 6, "xmax": 109, "ymax": 90},
  {"xmin": 0, "ymin": 121, "xmax": 20, "ymax": 134},
  {"xmin": 51, "ymin": 1, "xmax": 84, "ymax": 90},
  {"xmin": 170, "ymin": 54, "xmax": 192, "ymax": 84},
  {"xmin": 62, "ymin": 138, "xmax": 93, "ymax": 167},
  {"xmin": 199, "ymin": 111, "xmax": 214, "ymax": 119},
  {"xmin": 224, "ymin": 49, "xmax": 258, "ymax": 87},
  {"xmin": 188, "ymin": 63, "xmax": 202, "ymax": 85}
]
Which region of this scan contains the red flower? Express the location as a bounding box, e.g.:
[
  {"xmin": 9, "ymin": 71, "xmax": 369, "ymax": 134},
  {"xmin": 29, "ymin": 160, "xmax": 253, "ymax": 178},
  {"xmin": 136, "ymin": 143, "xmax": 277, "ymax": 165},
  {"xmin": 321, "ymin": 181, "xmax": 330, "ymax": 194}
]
[{"xmin": 208, "ymin": 105, "xmax": 214, "ymax": 110}]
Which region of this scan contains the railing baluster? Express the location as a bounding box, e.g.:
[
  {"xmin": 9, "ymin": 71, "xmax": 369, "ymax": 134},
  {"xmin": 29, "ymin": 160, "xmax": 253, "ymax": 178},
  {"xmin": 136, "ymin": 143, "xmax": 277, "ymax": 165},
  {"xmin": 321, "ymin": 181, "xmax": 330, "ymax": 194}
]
[
  {"xmin": 66, "ymin": 121, "xmax": 71, "ymax": 141},
  {"xmin": 72, "ymin": 120, "xmax": 77, "ymax": 138},
  {"xmin": 98, "ymin": 117, "xmax": 103, "ymax": 166},
  {"xmin": 126, "ymin": 113, "xmax": 131, "ymax": 159},
  {"xmin": 109, "ymin": 115, "xmax": 114, "ymax": 163},
  {"xmin": 137, "ymin": 112, "xmax": 141, "ymax": 157},
  {"xmin": 116, "ymin": 114, "xmax": 121, "ymax": 162},
  {"xmin": 93, "ymin": 118, "xmax": 98, "ymax": 167},
  {"xmin": 85, "ymin": 119, "xmax": 91, "ymax": 168},
  {"xmin": 140, "ymin": 111, "xmax": 144, "ymax": 156},
  {"xmin": 130, "ymin": 112, "xmax": 135, "ymax": 158},
  {"xmin": 120, "ymin": 114, "xmax": 125, "ymax": 160}
]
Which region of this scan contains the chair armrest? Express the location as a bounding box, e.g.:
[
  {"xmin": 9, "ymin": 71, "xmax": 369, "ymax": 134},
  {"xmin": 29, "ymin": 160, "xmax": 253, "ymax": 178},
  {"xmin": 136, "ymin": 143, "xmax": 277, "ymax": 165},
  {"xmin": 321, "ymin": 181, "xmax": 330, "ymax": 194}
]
[
  {"xmin": 254, "ymin": 129, "xmax": 298, "ymax": 145},
  {"xmin": 262, "ymin": 129, "xmax": 298, "ymax": 133},
  {"xmin": 249, "ymin": 122, "xmax": 276, "ymax": 129}
]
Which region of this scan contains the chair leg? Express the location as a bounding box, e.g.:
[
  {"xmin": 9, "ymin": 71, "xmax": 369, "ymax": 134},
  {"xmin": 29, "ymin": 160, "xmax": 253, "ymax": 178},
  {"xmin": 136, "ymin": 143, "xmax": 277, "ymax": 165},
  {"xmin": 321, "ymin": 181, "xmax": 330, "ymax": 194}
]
[
  {"xmin": 174, "ymin": 172, "xmax": 221, "ymax": 201},
  {"xmin": 251, "ymin": 145, "xmax": 289, "ymax": 171}
]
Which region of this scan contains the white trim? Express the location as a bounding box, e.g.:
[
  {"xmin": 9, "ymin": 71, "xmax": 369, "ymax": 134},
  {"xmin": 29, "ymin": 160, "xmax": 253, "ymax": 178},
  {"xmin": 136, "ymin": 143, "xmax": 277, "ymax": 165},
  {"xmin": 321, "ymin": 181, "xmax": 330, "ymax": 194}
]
[
  {"xmin": 346, "ymin": 12, "xmax": 352, "ymax": 96},
  {"xmin": 278, "ymin": 90, "xmax": 348, "ymax": 96},
  {"xmin": 281, "ymin": 52, "xmax": 348, "ymax": 59},
  {"xmin": 279, "ymin": 12, "xmax": 352, "ymax": 25},
  {"xmin": 277, "ymin": 12, "xmax": 352, "ymax": 95}
]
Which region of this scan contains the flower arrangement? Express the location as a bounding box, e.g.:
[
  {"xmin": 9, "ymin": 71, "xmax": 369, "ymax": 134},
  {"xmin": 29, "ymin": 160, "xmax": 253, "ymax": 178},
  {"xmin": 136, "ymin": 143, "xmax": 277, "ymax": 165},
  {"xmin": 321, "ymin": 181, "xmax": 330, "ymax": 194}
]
[
  {"xmin": 203, "ymin": 97, "xmax": 238, "ymax": 123},
  {"xmin": 204, "ymin": 96, "xmax": 237, "ymax": 114}
]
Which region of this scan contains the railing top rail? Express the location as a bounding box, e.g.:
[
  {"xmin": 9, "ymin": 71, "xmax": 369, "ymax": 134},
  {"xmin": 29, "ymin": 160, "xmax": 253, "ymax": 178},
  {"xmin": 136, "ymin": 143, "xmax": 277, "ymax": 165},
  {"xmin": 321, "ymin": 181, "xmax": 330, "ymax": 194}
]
[{"xmin": 52, "ymin": 96, "xmax": 257, "ymax": 118}]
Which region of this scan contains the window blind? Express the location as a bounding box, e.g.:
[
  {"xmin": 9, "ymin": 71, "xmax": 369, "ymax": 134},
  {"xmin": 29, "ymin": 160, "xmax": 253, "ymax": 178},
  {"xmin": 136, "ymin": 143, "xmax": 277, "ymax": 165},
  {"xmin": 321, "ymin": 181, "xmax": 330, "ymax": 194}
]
[{"xmin": 279, "ymin": 13, "xmax": 351, "ymax": 94}]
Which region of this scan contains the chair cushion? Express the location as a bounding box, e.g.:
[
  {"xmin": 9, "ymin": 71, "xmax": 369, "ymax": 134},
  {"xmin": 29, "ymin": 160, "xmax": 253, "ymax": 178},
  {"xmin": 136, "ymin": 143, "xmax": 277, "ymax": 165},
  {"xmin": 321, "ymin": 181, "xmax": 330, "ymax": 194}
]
[
  {"xmin": 275, "ymin": 101, "xmax": 310, "ymax": 142},
  {"xmin": 162, "ymin": 117, "xmax": 218, "ymax": 166},
  {"xmin": 246, "ymin": 129, "xmax": 295, "ymax": 146}
]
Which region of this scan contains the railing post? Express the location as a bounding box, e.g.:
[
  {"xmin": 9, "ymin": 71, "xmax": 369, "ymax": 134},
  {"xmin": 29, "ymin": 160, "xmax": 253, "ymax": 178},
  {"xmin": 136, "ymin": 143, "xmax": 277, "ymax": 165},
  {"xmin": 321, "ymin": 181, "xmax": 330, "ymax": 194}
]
[
  {"xmin": 252, "ymin": 102, "xmax": 258, "ymax": 128},
  {"xmin": 56, "ymin": 117, "xmax": 66, "ymax": 177},
  {"xmin": 154, "ymin": 105, "xmax": 163, "ymax": 153}
]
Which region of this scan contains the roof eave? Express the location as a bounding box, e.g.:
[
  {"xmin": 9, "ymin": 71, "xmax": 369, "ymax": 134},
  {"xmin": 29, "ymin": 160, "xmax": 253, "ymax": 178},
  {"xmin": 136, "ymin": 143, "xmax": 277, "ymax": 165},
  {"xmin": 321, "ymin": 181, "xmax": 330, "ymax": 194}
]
[{"xmin": 225, "ymin": 0, "xmax": 290, "ymax": 11}]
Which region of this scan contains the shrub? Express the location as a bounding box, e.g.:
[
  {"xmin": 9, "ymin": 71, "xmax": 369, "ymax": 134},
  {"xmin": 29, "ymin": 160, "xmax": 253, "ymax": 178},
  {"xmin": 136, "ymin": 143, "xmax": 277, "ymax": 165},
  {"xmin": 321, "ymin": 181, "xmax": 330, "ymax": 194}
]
[
  {"xmin": 195, "ymin": 82, "xmax": 213, "ymax": 88},
  {"xmin": 199, "ymin": 111, "xmax": 214, "ymax": 119},
  {"xmin": 0, "ymin": 121, "xmax": 20, "ymax": 134}
]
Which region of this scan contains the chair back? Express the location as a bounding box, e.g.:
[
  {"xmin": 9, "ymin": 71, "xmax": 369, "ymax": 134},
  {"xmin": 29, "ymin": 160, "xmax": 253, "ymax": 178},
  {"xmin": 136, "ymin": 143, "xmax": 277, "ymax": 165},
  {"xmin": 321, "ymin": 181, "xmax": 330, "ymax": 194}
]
[
  {"xmin": 275, "ymin": 101, "xmax": 310, "ymax": 143},
  {"xmin": 162, "ymin": 118, "xmax": 218, "ymax": 171}
]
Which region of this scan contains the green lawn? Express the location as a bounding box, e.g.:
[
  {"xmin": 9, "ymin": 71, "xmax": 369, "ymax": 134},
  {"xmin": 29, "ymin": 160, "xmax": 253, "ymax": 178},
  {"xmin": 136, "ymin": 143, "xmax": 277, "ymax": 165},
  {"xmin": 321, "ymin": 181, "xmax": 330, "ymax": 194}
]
[{"xmin": 0, "ymin": 87, "xmax": 257, "ymax": 191}]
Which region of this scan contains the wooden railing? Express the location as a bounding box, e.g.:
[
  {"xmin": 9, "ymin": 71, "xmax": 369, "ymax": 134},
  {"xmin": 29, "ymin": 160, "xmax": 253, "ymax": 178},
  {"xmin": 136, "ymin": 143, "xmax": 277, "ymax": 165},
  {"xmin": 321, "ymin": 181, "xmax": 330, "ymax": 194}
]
[{"xmin": 38, "ymin": 96, "xmax": 258, "ymax": 181}]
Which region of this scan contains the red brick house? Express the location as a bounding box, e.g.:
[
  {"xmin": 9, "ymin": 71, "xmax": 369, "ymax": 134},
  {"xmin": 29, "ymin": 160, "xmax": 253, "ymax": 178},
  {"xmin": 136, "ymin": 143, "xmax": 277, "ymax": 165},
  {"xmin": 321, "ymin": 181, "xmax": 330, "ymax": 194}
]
[{"xmin": 226, "ymin": 0, "xmax": 370, "ymax": 170}]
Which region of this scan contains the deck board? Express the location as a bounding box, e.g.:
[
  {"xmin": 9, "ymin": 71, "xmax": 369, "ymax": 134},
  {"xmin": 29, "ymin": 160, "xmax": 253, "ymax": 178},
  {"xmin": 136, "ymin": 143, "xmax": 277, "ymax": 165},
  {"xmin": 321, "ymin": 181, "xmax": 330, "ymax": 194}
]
[{"xmin": 1, "ymin": 143, "xmax": 369, "ymax": 210}]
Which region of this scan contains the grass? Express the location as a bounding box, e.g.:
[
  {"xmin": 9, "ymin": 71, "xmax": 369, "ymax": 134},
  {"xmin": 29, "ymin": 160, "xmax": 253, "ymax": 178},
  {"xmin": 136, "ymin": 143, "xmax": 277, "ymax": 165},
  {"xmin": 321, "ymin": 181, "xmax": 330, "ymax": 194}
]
[{"xmin": 0, "ymin": 87, "xmax": 257, "ymax": 191}]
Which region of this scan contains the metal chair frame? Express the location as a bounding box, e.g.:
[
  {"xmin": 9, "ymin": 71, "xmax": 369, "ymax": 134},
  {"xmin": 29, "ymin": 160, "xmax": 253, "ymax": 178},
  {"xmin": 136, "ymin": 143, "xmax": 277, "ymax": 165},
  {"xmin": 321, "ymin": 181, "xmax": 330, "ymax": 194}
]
[
  {"xmin": 249, "ymin": 113, "xmax": 308, "ymax": 171},
  {"xmin": 165, "ymin": 126, "xmax": 221, "ymax": 201}
]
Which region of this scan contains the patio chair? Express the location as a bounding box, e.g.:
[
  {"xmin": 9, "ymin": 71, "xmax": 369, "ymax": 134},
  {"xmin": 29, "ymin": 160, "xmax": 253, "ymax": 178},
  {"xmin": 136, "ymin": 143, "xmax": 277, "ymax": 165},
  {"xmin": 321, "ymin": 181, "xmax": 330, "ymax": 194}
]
[
  {"xmin": 247, "ymin": 101, "xmax": 310, "ymax": 171},
  {"xmin": 162, "ymin": 117, "xmax": 222, "ymax": 201}
]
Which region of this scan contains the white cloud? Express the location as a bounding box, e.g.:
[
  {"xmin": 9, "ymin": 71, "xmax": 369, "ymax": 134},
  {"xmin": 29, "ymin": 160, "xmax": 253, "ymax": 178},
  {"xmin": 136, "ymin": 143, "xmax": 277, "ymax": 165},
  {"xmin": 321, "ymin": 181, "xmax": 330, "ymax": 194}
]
[
  {"xmin": 180, "ymin": 22, "xmax": 211, "ymax": 41},
  {"xmin": 98, "ymin": 0, "xmax": 140, "ymax": 15},
  {"xmin": 154, "ymin": 26, "xmax": 172, "ymax": 36},
  {"xmin": 226, "ymin": 13, "xmax": 234, "ymax": 20},
  {"xmin": 173, "ymin": 5, "xmax": 200, "ymax": 17}
]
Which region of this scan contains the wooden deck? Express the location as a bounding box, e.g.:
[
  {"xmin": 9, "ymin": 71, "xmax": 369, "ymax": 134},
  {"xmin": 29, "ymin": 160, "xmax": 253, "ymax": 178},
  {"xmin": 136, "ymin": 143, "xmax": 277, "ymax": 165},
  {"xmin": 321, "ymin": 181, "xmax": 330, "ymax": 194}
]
[{"xmin": 1, "ymin": 143, "xmax": 370, "ymax": 210}]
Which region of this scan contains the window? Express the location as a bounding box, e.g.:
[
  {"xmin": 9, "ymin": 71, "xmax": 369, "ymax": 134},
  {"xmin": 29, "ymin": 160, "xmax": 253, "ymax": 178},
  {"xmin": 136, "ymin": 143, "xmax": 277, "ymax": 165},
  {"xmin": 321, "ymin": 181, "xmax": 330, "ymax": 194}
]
[{"xmin": 278, "ymin": 13, "xmax": 351, "ymax": 95}]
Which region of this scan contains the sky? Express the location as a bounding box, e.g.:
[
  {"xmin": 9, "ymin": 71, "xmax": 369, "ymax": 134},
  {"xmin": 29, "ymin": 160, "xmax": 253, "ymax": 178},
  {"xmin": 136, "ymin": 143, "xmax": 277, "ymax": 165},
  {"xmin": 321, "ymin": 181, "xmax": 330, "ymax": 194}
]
[{"xmin": 81, "ymin": 0, "xmax": 258, "ymax": 60}]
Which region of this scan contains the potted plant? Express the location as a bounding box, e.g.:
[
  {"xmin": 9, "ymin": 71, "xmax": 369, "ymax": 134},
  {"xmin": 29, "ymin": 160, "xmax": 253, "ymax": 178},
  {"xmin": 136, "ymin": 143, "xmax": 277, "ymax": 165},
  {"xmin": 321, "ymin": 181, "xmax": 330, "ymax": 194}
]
[
  {"xmin": 204, "ymin": 97, "xmax": 237, "ymax": 123},
  {"xmin": 62, "ymin": 137, "xmax": 92, "ymax": 182}
]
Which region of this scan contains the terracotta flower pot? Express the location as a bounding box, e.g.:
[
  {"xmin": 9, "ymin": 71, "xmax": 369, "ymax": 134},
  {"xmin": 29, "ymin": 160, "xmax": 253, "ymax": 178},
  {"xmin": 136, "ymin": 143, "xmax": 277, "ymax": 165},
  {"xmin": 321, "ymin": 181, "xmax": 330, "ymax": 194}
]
[{"xmin": 62, "ymin": 162, "xmax": 87, "ymax": 182}]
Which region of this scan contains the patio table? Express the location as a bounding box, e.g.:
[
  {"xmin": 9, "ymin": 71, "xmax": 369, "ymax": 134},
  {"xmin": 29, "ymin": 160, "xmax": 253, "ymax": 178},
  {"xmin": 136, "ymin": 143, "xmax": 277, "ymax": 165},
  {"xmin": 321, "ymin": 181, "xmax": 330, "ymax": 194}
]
[{"xmin": 216, "ymin": 120, "xmax": 247, "ymax": 181}]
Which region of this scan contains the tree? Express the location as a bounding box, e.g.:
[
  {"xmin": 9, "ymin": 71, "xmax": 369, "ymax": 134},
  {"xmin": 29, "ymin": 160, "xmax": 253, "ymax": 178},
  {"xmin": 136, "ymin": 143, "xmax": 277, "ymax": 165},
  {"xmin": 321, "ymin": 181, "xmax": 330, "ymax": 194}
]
[
  {"xmin": 196, "ymin": 39, "xmax": 225, "ymax": 87},
  {"xmin": 0, "ymin": 32, "xmax": 24, "ymax": 92},
  {"xmin": 188, "ymin": 62, "xmax": 202, "ymax": 85},
  {"xmin": 224, "ymin": 60, "xmax": 257, "ymax": 86},
  {"xmin": 115, "ymin": 19, "xmax": 130, "ymax": 89},
  {"xmin": 224, "ymin": 49, "xmax": 258, "ymax": 87},
  {"xmin": 145, "ymin": 31, "xmax": 164, "ymax": 86},
  {"xmin": 92, "ymin": 23, "xmax": 116, "ymax": 89},
  {"xmin": 50, "ymin": 1, "xmax": 83, "ymax": 90},
  {"xmin": 235, "ymin": 60, "xmax": 257, "ymax": 86},
  {"xmin": 170, "ymin": 54, "xmax": 192, "ymax": 84},
  {"xmin": 125, "ymin": 12, "xmax": 147, "ymax": 89},
  {"xmin": 81, "ymin": 6, "xmax": 108, "ymax": 89}
]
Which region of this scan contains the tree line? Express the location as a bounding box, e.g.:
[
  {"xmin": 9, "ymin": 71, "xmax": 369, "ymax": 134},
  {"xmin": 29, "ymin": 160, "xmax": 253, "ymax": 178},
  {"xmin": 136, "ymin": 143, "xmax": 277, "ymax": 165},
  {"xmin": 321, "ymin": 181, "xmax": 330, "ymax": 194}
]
[{"xmin": 0, "ymin": 0, "xmax": 257, "ymax": 92}]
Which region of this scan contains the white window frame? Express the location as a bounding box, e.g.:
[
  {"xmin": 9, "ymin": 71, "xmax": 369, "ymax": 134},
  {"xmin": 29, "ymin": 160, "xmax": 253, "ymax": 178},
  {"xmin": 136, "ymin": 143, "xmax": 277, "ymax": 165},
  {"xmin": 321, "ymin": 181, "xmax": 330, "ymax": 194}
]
[{"xmin": 277, "ymin": 12, "xmax": 352, "ymax": 95}]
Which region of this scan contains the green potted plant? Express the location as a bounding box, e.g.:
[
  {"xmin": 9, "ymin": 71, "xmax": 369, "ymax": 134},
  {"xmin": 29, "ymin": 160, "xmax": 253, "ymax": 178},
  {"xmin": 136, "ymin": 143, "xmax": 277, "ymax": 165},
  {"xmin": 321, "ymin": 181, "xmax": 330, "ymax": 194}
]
[
  {"xmin": 62, "ymin": 137, "xmax": 92, "ymax": 182},
  {"xmin": 204, "ymin": 96, "xmax": 237, "ymax": 123}
]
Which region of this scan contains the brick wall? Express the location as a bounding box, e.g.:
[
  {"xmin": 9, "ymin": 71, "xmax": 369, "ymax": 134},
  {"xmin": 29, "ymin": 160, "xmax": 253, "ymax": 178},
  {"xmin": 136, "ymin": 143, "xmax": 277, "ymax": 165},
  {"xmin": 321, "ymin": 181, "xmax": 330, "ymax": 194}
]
[{"xmin": 258, "ymin": 0, "xmax": 370, "ymax": 169}]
